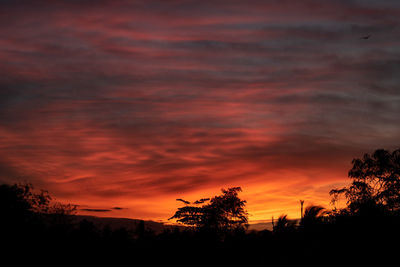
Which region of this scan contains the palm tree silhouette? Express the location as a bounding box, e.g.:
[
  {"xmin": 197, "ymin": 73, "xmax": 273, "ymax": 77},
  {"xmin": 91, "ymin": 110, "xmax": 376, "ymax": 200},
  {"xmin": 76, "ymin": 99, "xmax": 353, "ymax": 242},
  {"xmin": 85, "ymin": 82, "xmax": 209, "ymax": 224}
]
[
  {"xmin": 273, "ymin": 215, "xmax": 297, "ymax": 235},
  {"xmin": 300, "ymin": 205, "xmax": 328, "ymax": 229}
]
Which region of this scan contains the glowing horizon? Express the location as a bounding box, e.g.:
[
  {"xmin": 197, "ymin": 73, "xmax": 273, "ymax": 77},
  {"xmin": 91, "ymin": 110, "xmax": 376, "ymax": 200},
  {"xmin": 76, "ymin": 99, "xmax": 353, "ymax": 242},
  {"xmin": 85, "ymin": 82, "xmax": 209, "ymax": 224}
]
[{"xmin": 0, "ymin": 0, "xmax": 399, "ymax": 224}]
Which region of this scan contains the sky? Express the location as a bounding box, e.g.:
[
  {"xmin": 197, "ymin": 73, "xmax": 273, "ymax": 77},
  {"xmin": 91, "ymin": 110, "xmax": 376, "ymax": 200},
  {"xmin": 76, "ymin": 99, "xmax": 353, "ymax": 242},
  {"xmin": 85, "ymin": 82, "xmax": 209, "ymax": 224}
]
[{"xmin": 0, "ymin": 0, "xmax": 399, "ymax": 223}]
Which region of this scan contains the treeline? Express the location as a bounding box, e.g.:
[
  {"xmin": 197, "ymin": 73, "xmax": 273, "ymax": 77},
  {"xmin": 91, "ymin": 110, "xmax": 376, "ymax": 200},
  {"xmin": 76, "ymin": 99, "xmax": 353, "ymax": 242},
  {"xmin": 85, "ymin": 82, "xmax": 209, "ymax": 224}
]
[{"xmin": 1, "ymin": 148, "xmax": 400, "ymax": 267}]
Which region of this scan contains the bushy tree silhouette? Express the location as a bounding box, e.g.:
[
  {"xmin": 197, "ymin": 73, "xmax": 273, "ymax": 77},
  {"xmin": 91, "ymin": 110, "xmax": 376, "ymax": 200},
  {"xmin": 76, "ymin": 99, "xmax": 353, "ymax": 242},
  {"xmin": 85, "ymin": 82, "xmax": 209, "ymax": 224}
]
[
  {"xmin": 0, "ymin": 183, "xmax": 49, "ymax": 214},
  {"xmin": 0, "ymin": 182, "xmax": 77, "ymax": 216},
  {"xmin": 169, "ymin": 187, "xmax": 248, "ymax": 232},
  {"xmin": 330, "ymin": 148, "xmax": 400, "ymax": 214}
]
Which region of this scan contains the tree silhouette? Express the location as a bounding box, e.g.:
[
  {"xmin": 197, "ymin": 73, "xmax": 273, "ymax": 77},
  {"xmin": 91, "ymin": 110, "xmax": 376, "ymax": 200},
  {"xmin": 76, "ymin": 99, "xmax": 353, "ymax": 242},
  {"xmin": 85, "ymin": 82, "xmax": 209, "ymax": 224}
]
[
  {"xmin": 272, "ymin": 215, "xmax": 296, "ymax": 235},
  {"xmin": 330, "ymin": 148, "xmax": 400, "ymax": 214},
  {"xmin": 300, "ymin": 205, "xmax": 328, "ymax": 230},
  {"xmin": 0, "ymin": 182, "xmax": 77, "ymax": 229},
  {"xmin": 169, "ymin": 187, "xmax": 248, "ymax": 232},
  {"xmin": 0, "ymin": 183, "xmax": 51, "ymax": 221}
]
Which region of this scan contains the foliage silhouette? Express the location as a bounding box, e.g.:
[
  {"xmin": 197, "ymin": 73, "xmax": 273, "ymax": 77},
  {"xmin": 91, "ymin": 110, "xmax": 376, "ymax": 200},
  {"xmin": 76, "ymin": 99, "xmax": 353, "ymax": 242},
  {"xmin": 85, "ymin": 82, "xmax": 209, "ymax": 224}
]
[
  {"xmin": 169, "ymin": 187, "xmax": 248, "ymax": 232},
  {"xmin": 300, "ymin": 205, "xmax": 328, "ymax": 227},
  {"xmin": 0, "ymin": 183, "xmax": 49, "ymax": 214},
  {"xmin": 330, "ymin": 148, "xmax": 400, "ymax": 214},
  {"xmin": 272, "ymin": 214, "xmax": 297, "ymax": 235}
]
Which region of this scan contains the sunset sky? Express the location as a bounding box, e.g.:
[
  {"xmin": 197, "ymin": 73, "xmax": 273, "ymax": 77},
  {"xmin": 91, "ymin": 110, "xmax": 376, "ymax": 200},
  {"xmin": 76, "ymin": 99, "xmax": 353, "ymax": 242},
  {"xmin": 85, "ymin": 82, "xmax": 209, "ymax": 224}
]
[{"xmin": 0, "ymin": 0, "xmax": 399, "ymax": 223}]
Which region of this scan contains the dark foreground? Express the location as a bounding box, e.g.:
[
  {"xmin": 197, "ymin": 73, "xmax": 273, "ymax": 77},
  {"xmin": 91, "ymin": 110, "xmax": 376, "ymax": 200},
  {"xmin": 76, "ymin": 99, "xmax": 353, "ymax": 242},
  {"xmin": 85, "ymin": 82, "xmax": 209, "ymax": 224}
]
[{"xmin": 2, "ymin": 207, "xmax": 400, "ymax": 267}]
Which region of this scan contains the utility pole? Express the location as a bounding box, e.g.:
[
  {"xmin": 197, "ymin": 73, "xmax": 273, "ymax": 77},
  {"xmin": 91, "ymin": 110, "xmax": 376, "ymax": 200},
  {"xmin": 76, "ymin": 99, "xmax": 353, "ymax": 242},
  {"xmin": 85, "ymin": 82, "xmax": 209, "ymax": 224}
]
[
  {"xmin": 271, "ymin": 216, "xmax": 275, "ymax": 231},
  {"xmin": 300, "ymin": 200, "xmax": 305, "ymax": 219}
]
